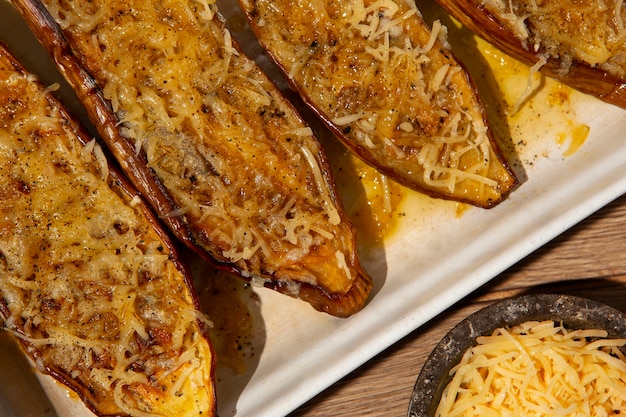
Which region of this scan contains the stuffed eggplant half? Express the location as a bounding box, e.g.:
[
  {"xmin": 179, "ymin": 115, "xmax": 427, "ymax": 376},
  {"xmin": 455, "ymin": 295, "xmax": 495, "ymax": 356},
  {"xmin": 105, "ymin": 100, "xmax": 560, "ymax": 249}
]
[
  {"xmin": 433, "ymin": 0, "xmax": 626, "ymax": 109},
  {"xmin": 10, "ymin": 0, "xmax": 373, "ymax": 317},
  {"xmin": 238, "ymin": 0, "xmax": 518, "ymax": 208},
  {"xmin": 0, "ymin": 43, "xmax": 215, "ymax": 417}
]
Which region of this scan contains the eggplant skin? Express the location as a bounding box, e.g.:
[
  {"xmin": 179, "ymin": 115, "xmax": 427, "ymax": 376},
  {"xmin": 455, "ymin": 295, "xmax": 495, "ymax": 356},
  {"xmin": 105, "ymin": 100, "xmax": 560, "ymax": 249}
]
[
  {"xmin": 0, "ymin": 43, "xmax": 216, "ymax": 417},
  {"xmin": 10, "ymin": 0, "xmax": 373, "ymax": 317},
  {"xmin": 434, "ymin": 0, "xmax": 626, "ymax": 109},
  {"xmin": 239, "ymin": 0, "xmax": 518, "ymax": 209}
]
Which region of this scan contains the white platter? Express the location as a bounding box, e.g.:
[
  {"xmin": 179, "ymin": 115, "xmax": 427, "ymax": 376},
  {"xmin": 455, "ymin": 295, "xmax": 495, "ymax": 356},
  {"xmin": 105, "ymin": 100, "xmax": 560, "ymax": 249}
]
[{"xmin": 2, "ymin": 1, "xmax": 626, "ymax": 416}]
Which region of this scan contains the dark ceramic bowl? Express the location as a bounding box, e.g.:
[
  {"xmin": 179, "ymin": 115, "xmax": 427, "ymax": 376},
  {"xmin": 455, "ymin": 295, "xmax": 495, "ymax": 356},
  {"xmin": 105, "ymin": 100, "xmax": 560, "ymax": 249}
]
[{"xmin": 407, "ymin": 293, "xmax": 626, "ymax": 417}]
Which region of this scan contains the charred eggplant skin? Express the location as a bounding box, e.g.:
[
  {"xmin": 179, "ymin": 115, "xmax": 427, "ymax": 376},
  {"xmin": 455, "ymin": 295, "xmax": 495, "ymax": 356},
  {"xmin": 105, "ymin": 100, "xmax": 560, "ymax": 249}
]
[
  {"xmin": 11, "ymin": 0, "xmax": 372, "ymax": 317},
  {"xmin": 238, "ymin": 0, "xmax": 518, "ymax": 209},
  {"xmin": 434, "ymin": 0, "xmax": 626, "ymax": 109},
  {"xmin": 0, "ymin": 42, "xmax": 216, "ymax": 417}
]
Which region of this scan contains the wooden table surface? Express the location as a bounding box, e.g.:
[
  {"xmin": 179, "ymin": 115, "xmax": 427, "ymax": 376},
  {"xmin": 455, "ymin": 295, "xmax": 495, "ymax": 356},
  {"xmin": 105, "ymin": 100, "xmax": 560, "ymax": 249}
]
[{"xmin": 289, "ymin": 193, "xmax": 626, "ymax": 417}]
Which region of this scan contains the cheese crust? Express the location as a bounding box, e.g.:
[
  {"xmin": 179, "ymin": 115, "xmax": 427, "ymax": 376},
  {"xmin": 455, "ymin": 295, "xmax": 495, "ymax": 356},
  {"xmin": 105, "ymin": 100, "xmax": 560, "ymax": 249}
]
[
  {"xmin": 239, "ymin": 0, "xmax": 518, "ymax": 208},
  {"xmin": 12, "ymin": 0, "xmax": 373, "ymax": 316},
  {"xmin": 0, "ymin": 44, "xmax": 215, "ymax": 417}
]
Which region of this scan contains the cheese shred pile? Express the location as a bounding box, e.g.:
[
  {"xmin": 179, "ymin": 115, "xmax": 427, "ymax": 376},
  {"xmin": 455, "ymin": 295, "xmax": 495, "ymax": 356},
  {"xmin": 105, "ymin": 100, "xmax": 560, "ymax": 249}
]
[{"xmin": 436, "ymin": 320, "xmax": 626, "ymax": 416}]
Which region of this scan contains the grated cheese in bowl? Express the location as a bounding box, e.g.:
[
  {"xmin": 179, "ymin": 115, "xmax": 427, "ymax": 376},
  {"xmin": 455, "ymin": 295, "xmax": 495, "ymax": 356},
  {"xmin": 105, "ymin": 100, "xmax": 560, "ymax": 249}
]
[
  {"xmin": 436, "ymin": 320, "xmax": 626, "ymax": 416},
  {"xmin": 408, "ymin": 294, "xmax": 626, "ymax": 417}
]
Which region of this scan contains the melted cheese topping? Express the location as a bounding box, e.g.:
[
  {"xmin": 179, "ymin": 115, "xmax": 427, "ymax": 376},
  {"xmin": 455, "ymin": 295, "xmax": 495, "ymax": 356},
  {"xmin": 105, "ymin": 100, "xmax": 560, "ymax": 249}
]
[
  {"xmin": 240, "ymin": 0, "xmax": 517, "ymax": 207},
  {"xmin": 481, "ymin": 0, "xmax": 626, "ymax": 78},
  {"xmin": 436, "ymin": 320, "xmax": 626, "ymax": 416},
  {"xmin": 40, "ymin": 0, "xmax": 368, "ymax": 301},
  {"xmin": 0, "ymin": 49, "xmax": 214, "ymax": 417}
]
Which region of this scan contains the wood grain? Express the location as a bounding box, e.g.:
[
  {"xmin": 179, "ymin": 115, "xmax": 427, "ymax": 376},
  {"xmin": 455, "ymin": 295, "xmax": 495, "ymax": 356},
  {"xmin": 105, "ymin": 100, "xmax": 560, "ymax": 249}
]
[{"xmin": 289, "ymin": 193, "xmax": 626, "ymax": 417}]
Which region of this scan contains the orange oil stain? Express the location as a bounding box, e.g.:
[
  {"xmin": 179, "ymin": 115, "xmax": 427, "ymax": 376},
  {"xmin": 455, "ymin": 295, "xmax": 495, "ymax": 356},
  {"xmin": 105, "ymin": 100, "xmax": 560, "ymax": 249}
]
[{"xmin": 557, "ymin": 121, "xmax": 591, "ymax": 157}]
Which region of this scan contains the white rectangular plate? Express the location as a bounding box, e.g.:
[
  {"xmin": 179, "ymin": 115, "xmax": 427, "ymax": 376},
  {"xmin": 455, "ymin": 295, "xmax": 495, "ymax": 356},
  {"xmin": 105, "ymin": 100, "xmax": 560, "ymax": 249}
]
[{"xmin": 2, "ymin": 1, "xmax": 626, "ymax": 416}]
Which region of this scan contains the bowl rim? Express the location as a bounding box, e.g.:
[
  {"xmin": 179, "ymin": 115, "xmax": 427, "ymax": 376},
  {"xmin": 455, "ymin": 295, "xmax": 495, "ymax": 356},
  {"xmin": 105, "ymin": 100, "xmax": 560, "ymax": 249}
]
[{"xmin": 407, "ymin": 293, "xmax": 626, "ymax": 417}]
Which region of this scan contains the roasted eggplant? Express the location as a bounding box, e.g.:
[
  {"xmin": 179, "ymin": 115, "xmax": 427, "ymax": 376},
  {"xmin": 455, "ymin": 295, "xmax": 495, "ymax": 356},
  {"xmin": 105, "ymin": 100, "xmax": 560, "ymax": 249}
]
[
  {"xmin": 238, "ymin": 0, "xmax": 518, "ymax": 208},
  {"xmin": 10, "ymin": 0, "xmax": 373, "ymax": 317},
  {"xmin": 433, "ymin": 0, "xmax": 626, "ymax": 109},
  {"xmin": 0, "ymin": 43, "xmax": 215, "ymax": 416}
]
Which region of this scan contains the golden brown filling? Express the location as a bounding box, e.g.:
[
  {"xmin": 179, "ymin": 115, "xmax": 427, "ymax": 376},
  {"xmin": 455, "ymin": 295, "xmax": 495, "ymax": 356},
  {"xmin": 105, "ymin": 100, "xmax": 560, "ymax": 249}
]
[
  {"xmin": 40, "ymin": 0, "xmax": 369, "ymax": 302},
  {"xmin": 0, "ymin": 48, "xmax": 214, "ymax": 417},
  {"xmin": 482, "ymin": 0, "xmax": 626, "ymax": 77},
  {"xmin": 240, "ymin": 0, "xmax": 517, "ymax": 207}
]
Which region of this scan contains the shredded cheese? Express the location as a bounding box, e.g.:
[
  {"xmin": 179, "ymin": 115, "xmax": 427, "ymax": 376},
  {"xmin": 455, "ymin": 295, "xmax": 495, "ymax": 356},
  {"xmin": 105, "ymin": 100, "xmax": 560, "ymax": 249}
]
[
  {"xmin": 512, "ymin": 55, "xmax": 547, "ymax": 114},
  {"xmin": 240, "ymin": 0, "xmax": 517, "ymax": 207},
  {"xmin": 39, "ymin": 0, "xmax": 368, "ymax": 300},
  {"xmin": 436, "ymin": 320, "xmax": 626, "ymax": 416}
]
